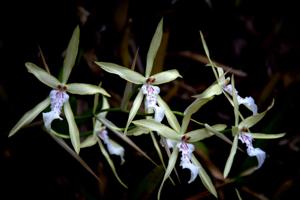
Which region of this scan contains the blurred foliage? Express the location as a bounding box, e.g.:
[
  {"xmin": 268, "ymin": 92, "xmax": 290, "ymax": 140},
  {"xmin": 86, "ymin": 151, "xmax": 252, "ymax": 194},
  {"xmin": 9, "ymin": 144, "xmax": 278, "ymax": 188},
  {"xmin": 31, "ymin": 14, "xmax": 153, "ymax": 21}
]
[{"xmin": 1, "ymin": 0, "xmax": 300, "ymax": 199}]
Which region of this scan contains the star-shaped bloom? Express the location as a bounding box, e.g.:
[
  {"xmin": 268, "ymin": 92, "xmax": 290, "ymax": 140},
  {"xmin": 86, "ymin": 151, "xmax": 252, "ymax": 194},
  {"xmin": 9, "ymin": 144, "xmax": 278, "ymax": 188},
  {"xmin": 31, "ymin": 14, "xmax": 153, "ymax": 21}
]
[
  {"xmin": 95, "ymin": 18, "xmax": 182, "ymax": 132},
  {"xmin": 222, "ymin": 77, "xmax": 285, "ymax": 178},
  {"xmin": 192, "ymin": 32, "xmax": 257, "ymax": 115},
  {"xmin": 80, "ymin": 95, "xmax": 125, "ymax": 165},
  {"xmin": 133, "ymin": 98, "xmax": 226, "ymax": 199},
  {"xmin": 9, "ymin": 26, "xmax": 110, "ymax": 154}
]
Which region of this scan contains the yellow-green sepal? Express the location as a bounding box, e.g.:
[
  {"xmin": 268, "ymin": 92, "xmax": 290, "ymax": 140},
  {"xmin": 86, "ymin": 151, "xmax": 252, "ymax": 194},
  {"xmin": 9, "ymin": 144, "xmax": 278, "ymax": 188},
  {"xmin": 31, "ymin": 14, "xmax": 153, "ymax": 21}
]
[
  {"xmin": 192, "ymin": 82, "xmax": 222, "ymax": 99},
  {"xmin": 191, "ymin": 154, "xmax": 218, "ymax": 198},
  {"xmin": 25, "ymin": 62, "xmax": 61, "ymax": 88},
  {"xmin": 223, "ymin": 132, "xmax": 239, "ymax": 178},
  {"xmin": 181, "ymin": 97, "xmax": 214, "ymax": 134},
  {"xmin": 251, "ymin": 132, "xmax": 286, "ymax": 139},
  {"xmin": 151, "ymin": 69, "xmax": 182, "ymax": 85},
  {"xmin": 8, "ymin": 97, "xmax": 51, "ymax": 137},
  {"xmin": 97, "ymin": 139, "xmax": 128, "ymax": 188},
  {"xmin": 238, "ymin": 99, "xmax": 274, "ymax": 129},
  {"xmin": 126, "ymin": 126, "xmax": 150, "ymax": 136},
  {"xmin": 62, "ymin": 25, "xmax": 80, "ymax": 84},
  {"xmin": 157, "ymin": 95, "xmax": 180, "ymax": 132},
  {"xmin": 124, "ymin": 89, "xmax": 144, "ymax": 133},
  {"xmin": 95, "ymin": 62, "xmax": 146, "ymax": 84},
  {"xmin": 64, "ymin": 101, "xmax": 80, "ymax": 154},
  {"xmin": 67, "ymin": 83, "xmax": 110, "ymax": 96},
  {"xmin": 133, "ymin": 119, "xmax": 181, "ymax": 141},
  {"xmin": 157, "ymin": 146, "xmax": 179, "ymax": 200},
  {"xmin": 145, "ymin": 18, "xmax": 163, "ymax": 78},
  {"xmin": 80, "ymin": 135, "xmax": 98, "ymax": 148}
]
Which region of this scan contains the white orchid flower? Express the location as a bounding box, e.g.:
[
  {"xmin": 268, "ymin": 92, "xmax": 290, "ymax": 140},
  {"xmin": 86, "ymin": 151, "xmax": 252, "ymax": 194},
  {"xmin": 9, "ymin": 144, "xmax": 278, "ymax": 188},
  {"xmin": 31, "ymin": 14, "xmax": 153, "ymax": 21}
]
[
  {"xmin": 223, "ymin": 77, "xmax": 285, "ymax": 177},
  {"xmin": 9, "ymin": 26, "xmax": 110, "ymax": 154},
  {"xmin": 95, "ymin": 18, "xmax": 182, "ymax": 132},
  {"xmin": 192, "ymin": 32, "xmax": 257, "ymax": 115},
  {"xmin": 133, "ymin": 99, "xmax": 227, "ymax": 199}
]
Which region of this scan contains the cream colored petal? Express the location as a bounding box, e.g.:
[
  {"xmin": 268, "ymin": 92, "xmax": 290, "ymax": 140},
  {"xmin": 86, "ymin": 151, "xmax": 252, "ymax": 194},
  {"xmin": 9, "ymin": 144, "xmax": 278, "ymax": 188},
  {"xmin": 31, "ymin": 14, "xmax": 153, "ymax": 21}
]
[
  {"xmin": 25, "ymin": 62, "xmax": 60, "ymax": 88},
  {"xmin": 62, "ymin": 26, "xmax": 80, "ymax": 84},
  {"xmin": 9, "ymin": 97, "xmax": 50, "ymax": 137}
]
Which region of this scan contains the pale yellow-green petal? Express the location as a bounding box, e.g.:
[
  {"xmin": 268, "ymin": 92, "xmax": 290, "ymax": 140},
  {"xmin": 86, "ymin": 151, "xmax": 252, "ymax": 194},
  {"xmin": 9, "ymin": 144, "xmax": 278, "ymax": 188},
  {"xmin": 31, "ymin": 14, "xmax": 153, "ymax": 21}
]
[
  {"xmin": 186, "ymin": 128, "xmax": 214, "ymax": 143},
  {"xmin": 231, "ymin": 75, "xmax": 240, "ymax": 126},
  {"xmin": 81, "ymin": 135, "xmax": 98, "ymax": 148},
  {"xmin": 157, "ymin": 146, "xmax": 179, "ymax": 200},
  {"xmin": 238, "ymin": 99, "xmax": 274, "ymax": 129},
  {"xmin": 235, "ymin": 188, "xmax": 243, "ymax": 200},
  {"xmin": 124, "ymin": 89, "xmax": 144, "ymax": 133},
  {"xmin": 133, "ymin": 119, "xmax": 181, "ymax": 141},
  {"xmin": 192, "ymin": 82, "xmax": 222, "ymax": 99},
  {"xmin": 64, "ymin": 101, "xmax": 80, "ymax": 154},
  {"xmin": 191, "ymin": 155, "xmax": 218, "ymax": 198},
  {"xmin": 126, "ymin": 126, "xmax": 150, "ymax": 136},
  {"xmin": 150, "ymin": 131, "xmax": 167, "ymax": 172},
  {"xmin": 8, "ymin": 97, "xmax": 50, "ymax": 137},
  {"xmin": 95, "ymin": 62, "xmax": 146, "ymax": 84},
  {"xmin": 98, "ymin": 139, "xmax": 128, "ymax": 188},
  {"xmin": 146, "ymin": 18, "xmax": 163, "ymax": 78},
  {"xmin": 67, "ymin": 83, "xmax": 110, "ymax": 96},
  {"xmin": 251, "ymin": 132, "xmax": 286, "ymax": 139},
  {"xmin": 25, "ymin": 62, "xmax": 60, "ymax": 88},
  {"xmin": 151, "ymin": 70, "xmax": 182, "ymax": 85},
  {"xmin": 181, "ymin": 97, "xmax": 214, "ymax": 134},
  {"xmin": 62, "ymin": 25, "xmax": 80, "ymax": 84},
  {"xmin": 93, "ymin": 82, "xmax": 105, "ymax": 114},
  {"xmin": 186, "ymin": 124, "xmax": 226, "ymax": 143},
  {"xmin": 223, "ymin": 134, "xmax": 239, "ymax": 178},
  {"xmin": 157, "ymin": 95, "xmax": 180, "ymax": 132},
  {"xmin": 98, "ymin": 96, "xmax": 110, "ymax": 118},
  {"xmin": 200, "ymin": 31, "xmax": 219, "ymax": 80},
  {"xmin": 200, "ymin": 31, "xmax": 211, "ymax": 60}
]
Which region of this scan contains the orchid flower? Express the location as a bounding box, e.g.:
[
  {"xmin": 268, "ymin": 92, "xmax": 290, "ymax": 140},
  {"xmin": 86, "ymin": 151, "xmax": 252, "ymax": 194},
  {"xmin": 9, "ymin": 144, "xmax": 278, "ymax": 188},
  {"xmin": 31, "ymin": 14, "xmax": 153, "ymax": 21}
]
[
  {"xmin": 95, "ymin": 18, "xmax": 182, "ymax": 132},
  {"xmin": 192, "ymin": 32, "xmax": 258, "ymax": 115},
  {"xmin": 223, "ymin": 77, "xmax": 285, "ymax": 178},
  {"xmin": 80, "ymin": 94, "xmax": 127, "ymax": 188},
  {"xmin": 133, "ymin": 99, "xmax": 227, "ymax": 199},
  {"xmin": 80, "ymin": 94, "xmax": 125, "ymax": 164},
  {"xmin": 8, "ymin": 26, "xmax": 110, "ymax": 154}
]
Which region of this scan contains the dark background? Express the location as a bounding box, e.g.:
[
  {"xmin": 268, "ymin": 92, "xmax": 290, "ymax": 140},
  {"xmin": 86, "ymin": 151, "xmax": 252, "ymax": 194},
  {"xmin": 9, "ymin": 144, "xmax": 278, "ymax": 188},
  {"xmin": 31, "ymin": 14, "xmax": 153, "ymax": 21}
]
[{"xmin": 1, "ymin": 0, "xmax": 300, "ymax": 199}]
